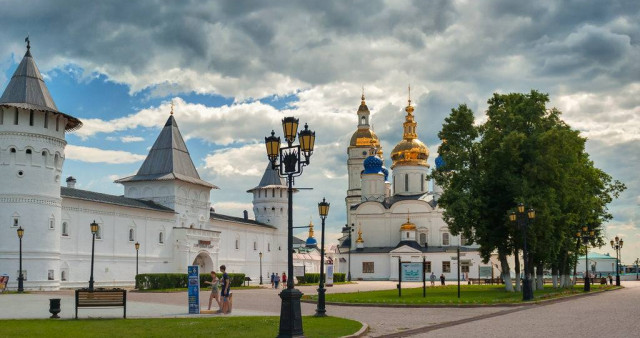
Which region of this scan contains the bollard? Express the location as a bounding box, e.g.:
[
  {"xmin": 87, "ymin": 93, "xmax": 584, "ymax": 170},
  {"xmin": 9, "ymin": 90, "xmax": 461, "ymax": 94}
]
[{"xmin": 49, "ymin": 298, "xmax": 61, "ymax": 319}]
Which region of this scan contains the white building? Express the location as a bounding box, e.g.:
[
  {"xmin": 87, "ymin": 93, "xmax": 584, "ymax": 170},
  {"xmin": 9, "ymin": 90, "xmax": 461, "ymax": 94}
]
[
  {"xmin": 0, "ymin": 43, "xmax": 287, "ymax": 290},
  {"xmin": 338, "ymin": 93, "xmax": 481, "ymax": 281}
]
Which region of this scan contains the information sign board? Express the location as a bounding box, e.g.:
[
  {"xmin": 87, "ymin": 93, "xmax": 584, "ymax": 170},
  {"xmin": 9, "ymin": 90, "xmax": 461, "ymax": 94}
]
[
  {"xmin": 401, "ymin": 262, "xmax": 423, "ymax": 282},
  {"xmin": 187, "ymin": 265, "xmax": 200, "ymax": 314},
  {"xmin": 326, "ymin": 264, "xmax": 334, "ymax": 286}
]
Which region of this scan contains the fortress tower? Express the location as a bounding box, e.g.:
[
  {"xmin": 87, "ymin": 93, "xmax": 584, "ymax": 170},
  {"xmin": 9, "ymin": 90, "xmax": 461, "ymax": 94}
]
[{"xmin": 0, "ymin": 41, "xmax": 82, "ymax": 290}]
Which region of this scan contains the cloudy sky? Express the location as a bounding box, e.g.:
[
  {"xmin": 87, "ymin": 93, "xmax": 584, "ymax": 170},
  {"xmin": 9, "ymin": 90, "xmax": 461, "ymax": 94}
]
[{"xmin": 1, "ymin": 0, "xmax": 638, "ymax": 263}]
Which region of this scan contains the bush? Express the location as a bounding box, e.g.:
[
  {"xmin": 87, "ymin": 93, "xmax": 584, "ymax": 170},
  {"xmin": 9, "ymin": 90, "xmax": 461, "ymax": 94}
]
[
  {"xmin": 136, "ymin": 273, "xmax": 246, "ymax": 290},
  {"xmin": 299, "ymin": 272, "xmax": 346, "ymax": 284}
]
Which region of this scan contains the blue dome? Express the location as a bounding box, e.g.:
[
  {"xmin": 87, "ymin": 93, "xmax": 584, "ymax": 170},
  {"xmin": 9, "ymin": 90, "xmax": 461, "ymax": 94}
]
[
  {"xmin": 435, "ymin": 155, "xmax": 445, "ymax": 170},
  {"xmin": 363, "ymin": 155, "xmax": 383, "ymax": 174},
  {"xmin": 306, "ymin": 237, "xmax": 317, "ymax": 246},
  {"xmin": 381, "ymin": 166, "xmax": 389, "ymax": 181}
]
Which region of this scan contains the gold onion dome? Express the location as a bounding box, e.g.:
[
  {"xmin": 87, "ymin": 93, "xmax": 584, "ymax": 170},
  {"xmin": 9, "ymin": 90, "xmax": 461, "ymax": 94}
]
[
  {"xmin": 400, "ymin": 215, "xmax": 416, "ymax": 231},
  {"xmin": 350, "ymin": 92, "xmax": 380, "ymax": 147},
  {"xmin": 390, "ymin": 91, "xmax": 429, "ymax": 168},
  {"xmin": 356, "ymin": 226, "xmax": 364, "ymax": 243}
]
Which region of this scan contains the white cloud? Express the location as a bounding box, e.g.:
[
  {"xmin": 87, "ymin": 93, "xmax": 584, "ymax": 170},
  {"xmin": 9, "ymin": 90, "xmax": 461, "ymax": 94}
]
[
  {"xmin": 66, "ymin": 145, "xmax": 146, "ymax": 164},
  {"xmin": 120, "ymin": 136, "xmax": 145, "ymax": 143}
]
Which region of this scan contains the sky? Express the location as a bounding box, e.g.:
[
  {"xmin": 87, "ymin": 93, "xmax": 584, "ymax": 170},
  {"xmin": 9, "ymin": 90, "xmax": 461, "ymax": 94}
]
[{"xmin": 0, "ymin": 0, "xmax": 638, "ymax": 264}]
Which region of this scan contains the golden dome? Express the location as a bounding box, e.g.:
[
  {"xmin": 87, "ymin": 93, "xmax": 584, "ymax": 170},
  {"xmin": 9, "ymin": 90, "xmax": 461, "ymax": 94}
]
[
  {"xmin": 350, "ymin": 128, "xmax": 380, "ymax": 147},
  {"xmin": 356, "ymin": 225, "xmax": 364, "ymax": 243},
  {"xmin": 390, "ymin": 91, "xmax": 429, "ymax": 168},
  {"xmin": 400, "ymin": 216, "xmax": 416, "ymax": 231}
]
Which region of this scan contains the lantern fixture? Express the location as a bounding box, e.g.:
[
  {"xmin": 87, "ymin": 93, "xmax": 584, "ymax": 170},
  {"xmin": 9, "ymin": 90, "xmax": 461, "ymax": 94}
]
[
  {"xmin": 298, "ymin": 123, "xmax": 316, "ymax": 158},
  {"xmin": 265, "ymin": 131, "xmax": 281, "ymax": 164},
  {"xmin": 318, "ymin": 198, "xmax": 330, "ymax": 218},
  {"xmin": 17, "ymin": 226, "xmax": 24, "ymax": 239},
  {"xmin": 90, "ymin": 220, "xmax": 99, "ymax": 234},
  {"xmin": 517, "ymin": 202, "xmax": 525, "ymax": 214},
  {"xmin": 527, "ymin": 208, "xmax": 535, "ymax": 220},
  {"xmin": 282, "ymin": 117, "xmax": 299, "ymax": 145},
  {"xmin": 135, "ymin": 242, "xmax": 140, "ymax": 251}
]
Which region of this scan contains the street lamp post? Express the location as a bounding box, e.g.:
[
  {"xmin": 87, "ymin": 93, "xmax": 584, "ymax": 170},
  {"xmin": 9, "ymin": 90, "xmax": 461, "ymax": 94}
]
[
  {"xmin": 315, "ymin": 198, "xmax": 330, "ymax": 317},
  {"xmin": 259, "ymin": 252, "xmax": 263, "ymax": 285},
  {"xmin": 342, "ymin": 224, "xmax": 355, "ymax": 282},
  {"xmin": 17, "ymin": 226, "xmax": 24, "ymax": 293},
  {"xmin": 265, "ymin": 116, "xmax": 315, "ymax": 337},
  {"xmin": 576, "ymin": 226, "xmax": 595, "ymax": 292},
  {"xmin": 509, "ymin": 203, "xmax": 535, "ymax": 301},
  {"xmin": 610, "ymin": 236, "xmax": 623, "ymax": 286},
  {"xmin": 89, "ymin": 220, "xmax": 99, "ymax": 291},
  {"xmin": 135, "ymin": 242, "xmax": 140, "ymax": 276}
]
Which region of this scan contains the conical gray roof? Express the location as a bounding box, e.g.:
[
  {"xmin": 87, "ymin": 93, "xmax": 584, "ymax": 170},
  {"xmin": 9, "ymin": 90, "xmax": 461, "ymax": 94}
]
[
  {"xmin": 246, "ymin": 163, "xmax": 286, "ymax": 192},
  {"xmin": 0, "ymin": 47, "xmax": 82, "ymax": 131},
  {"xmin": 116, "ymin": 115, "xmax": 217, "ymax": 188}
]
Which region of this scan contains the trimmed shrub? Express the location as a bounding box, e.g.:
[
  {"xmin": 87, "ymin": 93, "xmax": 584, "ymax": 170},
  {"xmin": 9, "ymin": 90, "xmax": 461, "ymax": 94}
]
[
  {"xmin": 136, "ymin": 273, "xmax": 246, "ymax": 290},
  {"xmin": 299, "ymin": 272, "xmax": 346, "ymax": 284}
]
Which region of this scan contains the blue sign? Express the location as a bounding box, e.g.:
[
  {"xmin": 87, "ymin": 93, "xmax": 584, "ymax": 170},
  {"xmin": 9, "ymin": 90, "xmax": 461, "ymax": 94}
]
[
  {"xmin": 188, "ymin": 265, "xmax": 200, "ymax": 314},
  {"xmin": 401, "ymin": 262, "xmax": 423, "ymax": 282}
]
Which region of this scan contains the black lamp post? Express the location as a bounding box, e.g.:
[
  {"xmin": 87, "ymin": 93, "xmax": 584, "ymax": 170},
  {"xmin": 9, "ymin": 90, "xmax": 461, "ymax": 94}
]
[
  {"xmin": 610, "ymin": 236, "xmax": 623, "ymax": 286},
  {"xmin": 509, "ymin": 203, "xmax": 535, "ymax": 301},
  {"xmin": 259, "ymin": 252, "xmax": 263, "ymax": 285},
  {"xmin": 135, "ymin": 242, "xmax": 140, "ymax": 276},
  {"xmin": 315, "ymin": 198, "xmax": 330, "ymax": 317},
  {"xmin": 89, "ymin": 220, "xmax": 99, "ymax": 291},
  {"xmin": 17, "ymin": 226, "xmax": 24, "ymax": 293},
  {"xmin": 265, "ymin": 116, "xmax": 315, "ymax": 338},
  {"xmin": 342, "ymin": 224, "xmax": 355, "ymax": 282},
  {"xmin": 576, "ymin": 226, "xmax": 595, "ymax": 292}
]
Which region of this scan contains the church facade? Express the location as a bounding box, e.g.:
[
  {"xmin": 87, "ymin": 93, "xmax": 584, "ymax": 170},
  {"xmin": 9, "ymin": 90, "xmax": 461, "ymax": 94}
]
[
  {"xmin": 0, "ymin": 44, "xmax": 288, "ymax": 290},
  {"xmin": 338, "ymin": 94, "xmax": 482, "ymax": 281}
]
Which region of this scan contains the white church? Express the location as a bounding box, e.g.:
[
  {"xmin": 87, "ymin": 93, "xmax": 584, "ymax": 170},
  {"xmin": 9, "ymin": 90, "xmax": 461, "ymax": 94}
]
[
  {"xmin": 0, "ymin": 43, "xmax": 292, "ymax": 290},
  {"xmin": 338, "ymin": 93, "xmax": 482, "ymax": 280}
]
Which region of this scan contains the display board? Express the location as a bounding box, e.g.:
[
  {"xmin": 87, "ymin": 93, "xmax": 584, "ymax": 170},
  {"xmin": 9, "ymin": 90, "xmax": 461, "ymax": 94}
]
[
  {"xmin": 326, "ymin": 264, "xmax": 334, "ymax": 286},
  {"xmin": 401, "ymin": 262, "xmax": 423, "ymax": 282},
  {"xmin": 187, "ymin": 265, "xmax": 200, "ymax": 314}
]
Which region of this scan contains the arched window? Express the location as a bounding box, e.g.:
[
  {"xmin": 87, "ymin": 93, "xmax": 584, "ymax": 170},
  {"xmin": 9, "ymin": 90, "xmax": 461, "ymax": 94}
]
[
  {"xmin": 158, "ymin": 232, "xmax": 164, "ymax": 244},
  {"xmin": 442, "ymin": 233, "xmax": 450, "ymax": 246},
  {"xmin": 49, "ymin": 217, "xmax": 55, "ymax": 230},
  {"xmin": 129, "ymin": 229, "xmax": 135, "ymax": 242},
  {"xmin": 268, "ymin": 243, "xmax": 271, "ymax": 252},
  {"xmin": 61, "ymin": 270, "xmax": 67, "ymax": 281},
  {"xmin": 44, "ymin": 112, "xmax": 48, "ymax": 128},
  {"xmin": 56, "ymin": 115, "xmax": 59, "ymax": 131},
  {"xmin": 62, "ymin": 222, "xmax": 69, "ymax": 236},
  {"xmin": 272, "ymin": 189, "xmax": 275, "ymax": 197},
  {"xmin": 405, "ymin": 174, "xmax": 409, "ymax": 192},
  {"xmin": 254, "ymin": 241, "xmax": 257, "ymax": 250},
  {"xmin": 419, "ymin": 233, "xmax": 427, "ymax": 246},
  {"xmin": 235, "ymin": 239, "xmax": 239, "ymax": 250},
  {"xmin": 14, "ymin": 108, "xmax": 18, "ymax": 125},
  {"xmin": 29, "ymin": 110, "xmax": 34, "ymax": 126},
  {"xmin": 421, "ymin": 174, "xmax": 424, "ymax": 192},
  {"xmin": 406, "ymin": 232, "xmax": 410, "ymax": 238},
  {"xmin": 460, "ymin": 234, "xmax": 467, "ymax": 246}
]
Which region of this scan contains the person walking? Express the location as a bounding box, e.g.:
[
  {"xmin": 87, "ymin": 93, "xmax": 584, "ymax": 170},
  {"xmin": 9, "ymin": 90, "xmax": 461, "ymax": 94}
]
[
  {"xmin": 205, "ymin": 270, "xmax": 221, "ymax": 311},
  {"xmin": 440, "ymin": 273, "xmax": 446, "ymax": 286},
  {"xmin": 430, "ymin": 272, "xmax": 436, "ymax": 286},
  {"xmin": 608, "ymin": 273, "xmax": 613, "ymax": 285},
  {"xmin": 282, "ymin": 272, "xmax": 287, "ymax": 287},
  {"xmin": 219, "ymin": 265, "xmax": 231, "ymax": 314},
  {"xmin": 270, "ymin": 272, "xmax": 275, "ymax": 288},
  {"xmin": 274, "ymin": 272, "xmax": 280, "ymax": 289}
]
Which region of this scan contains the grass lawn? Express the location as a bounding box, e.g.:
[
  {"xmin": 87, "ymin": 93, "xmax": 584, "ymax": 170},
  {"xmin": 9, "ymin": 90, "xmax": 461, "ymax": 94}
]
[
  {"xmin": 0, "ymin": 316, "xmax": 362, "ymax": 338},
  {"xmin": 135, "ymin": 285, "xmax": 263, "ymax": 292},
  {"xmin": 297, "ymin": 281, "xmax": 355, "ymax": 286},
  {"xmin": 304, "ymin": 284, "xmax": 618, "ymax": 305}
]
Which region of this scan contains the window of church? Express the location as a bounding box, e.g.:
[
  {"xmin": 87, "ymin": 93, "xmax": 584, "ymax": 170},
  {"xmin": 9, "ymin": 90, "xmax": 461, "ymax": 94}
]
[
  {"xmin": 62, "ymin": 222, "xmax": 69, "ymax": 236},
  {"xmin": 48, "ymin": 270, "xmax": 54, "ymax": 280},
  {"xmin": 259, "ymin": 190, "xmax": 261, "ymax": 198},
  {"xmin": 406, "ymin": 232, "xmax": 410, "ymax": 239},
  {"xmin": 61, "ymin": 270, "xmax": 67, "ymax": 281},
  {"xmin": 49, "ymin": 218, "xmax": 55, "ymax": 230},
  {"xmin": 442, "ymin": 233, "xmax": 450, "ymax": 246},
  {"xmin": 95, "ymin": 225, "xmax": 102, "ymax": 240},
  {"xmin": 44, "ymin": 112, "xmax": 48, "ymax": 128},
  {"xmin": 272, "ymin": 189, "xmax": 275, "ymax": 197},
  {"xmin": 129, "ymin": 229, "xmax": 135, "ymax": 242},
  {"xmin": 0, "ymin": 107, "xmax": 3, "ymax": 124},
  {"xmin": 460, "ymin": 234, "xmax": 467, "ymax": 246},
  {"xmin": 419, "ymin": 233, "xmax": 427, "ymax": 246},
  {"xmin": 424, "ymin": 261, "xmax": 432, "ymax": 273},
  {"xmin": 29, "ymin": 110, "xmax": 34, "ymax": 126},
  {"xmin": 405, "ymin": 174, "xmax": 409, "ymax": 192},
  {"xmin": 14, "ymin": 108, "xmax": 18, "ymax": 125},
  {"xmin": 56, "ymin": 115, "xmax": 59, "ymax": 131},
  {"xmin": 442, "ymin": 261, "xmax": 451, "ymax": 273},
  {"xmin": 363, "ymin": 262, "xmax": 374, "ymax": 273},
  {"xmin": 253, "ymin": 242, "xmax": 257, "ymax": 250},
  {"xmin": 13, "ymin": 217, "xmax": 19, "ymax": 227},
  {"xmin": 268, "ymin": 243, "xmax": 271, "ymax": 252},
  {"xmin": 159, "ymin": 232, "xmax": 164, "ymax": 244},
  {"xmin": 280, "ymin": 190, "xmax": 283, "ymax": 198},
  {"xmin": 461, "ymin": 262, "xmax": 470, "ymax": 273},
  {"xmin": 421, "ymin": 174, "xmax": 424, "ymax": 191},
  {"xmin": 10, "ymin": 148, "xmax": 16, "ymax": 153},
  {"xmin": 235, "ymin": 240, "xmax": 239, "ymax": 250}
]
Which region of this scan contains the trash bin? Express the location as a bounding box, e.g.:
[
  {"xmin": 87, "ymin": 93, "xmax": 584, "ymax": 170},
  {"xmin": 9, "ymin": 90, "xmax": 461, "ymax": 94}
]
[{"xmin": 49, "ymin": 298, "xmax": 61, "ymax": 319}]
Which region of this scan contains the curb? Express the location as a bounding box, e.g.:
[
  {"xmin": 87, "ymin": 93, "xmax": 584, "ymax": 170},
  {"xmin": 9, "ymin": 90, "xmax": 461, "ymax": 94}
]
[
  {"xmin": 342, "ymin": 321, "xmax": 369, "ymax": 338},
  {"xmin": 301, "ymin": 286, "xmax": 623, "ymax": 309}
]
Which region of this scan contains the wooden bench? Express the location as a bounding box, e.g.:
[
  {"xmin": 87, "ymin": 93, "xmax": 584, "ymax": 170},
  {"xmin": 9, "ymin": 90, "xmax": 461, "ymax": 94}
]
[{"xmin": 75, "ymin": 288, "xmax": 127, "ymax": 319}]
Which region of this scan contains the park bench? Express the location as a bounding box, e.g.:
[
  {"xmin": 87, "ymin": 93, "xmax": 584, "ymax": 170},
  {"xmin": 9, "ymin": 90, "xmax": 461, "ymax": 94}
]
[{"xmin": 75, "ymin": 288, "xmax": 127, "ymax": 319}]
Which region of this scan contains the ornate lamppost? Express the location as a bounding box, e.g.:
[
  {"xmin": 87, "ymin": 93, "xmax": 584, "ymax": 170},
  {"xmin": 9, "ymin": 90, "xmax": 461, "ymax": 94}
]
[
  {"xmin": 259, "ymin": 252, "xmax": 263, "ymax": 285},
  {"xmin": 315, "ymin": 198, "xmax": 330, "ymax": 317},
  {"xmin": 342, "ymin": 224, "xmax": 355, "ymax": 282},
  {"xmin": 135, "ymin": 242, "xmax": 140, "ymax": 276},
  {"xmin": 610, "ymin": 236, "xmax": 623, "ymax": 286},
  {"xmin": 89, "ymin": 220, "xmax": 99, "ymax": 291},
  {"xmin": 576, "ymin": 226, "xmax": 595, "ymax": 291},
  {"xmin": 509, "ymin": 203, "xmax": 535, "ymax": 301},
  {"xmin": 264, "ymin": 116, "xmax": 315, "ymax": 337},
  {"xmin": 17, "ymin": 226, "xmax": 24, "ymax": 293}
]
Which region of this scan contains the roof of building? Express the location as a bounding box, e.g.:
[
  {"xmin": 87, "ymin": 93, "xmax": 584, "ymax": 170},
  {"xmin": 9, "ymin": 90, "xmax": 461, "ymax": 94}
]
[
  {"xmin": 209, "ymin": 212, "xmax": 277, "ymax": 229},
  {"xmin": 578, "ymin": 252, "xmax": 618, "ymax": 260},
  {"xmin": 115, "ymin": 115, "xmax": 217, "ymax": 188},
  {"xmin": 61, "ymin": 187, "xmax": 175, "ymax": 213},
  {"xmin": 348, "ymin": 245, "xmax": 479, "ymax": 254},
  {"xmin": 293, "ymin": 236, "xmax": 307, "ymax": 245},
  {"xmin": 350, "ymin": 192, "xmax": 438, "ymax": 210},
  {"xmin": 247, "ymin": 164, "xmax": 286, "ymax": 192},
  {"xmin": 0, "ymin": 44, "xmax": 82, "ymax": 131}
]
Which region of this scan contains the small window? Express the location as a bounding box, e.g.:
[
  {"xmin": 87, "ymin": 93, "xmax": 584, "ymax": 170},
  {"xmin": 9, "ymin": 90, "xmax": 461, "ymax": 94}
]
[
  {"xmin": 363, "ymin": 262, "xmax": 375, "ymax": 273},
  {"xmin": 56, "ymin": 116, "xmax": 59, "ymax": 131},
  {"xmin": 406, "ymin": 232, "xmax": 410, "ymax": 238},
  {"xmin": 443, "ymin": 261, "xmax": 451, "ymax": 273},
  {"xmin": 253, "ymin": 242, "xmax": 257, "ymax": 250},
  {"xmin": 421, "ymin": 174, "xmax": 424, "ymax": 191},
  {"xmin": 280, "ymin": 190, "xmax": 283, "ymax": 198},
  {"xmin": 10, "ymin": 148, "xmax": 16, "ymax": 153},
  {"xmin": 95, "ymin": 225, "xmax": 102, "ymax": 240},
  {"xmin": 62, "ymin": 222, "xmax": 69, "ymax": 236},
  {"xmin": 49, "ymin": 218, "xmax": 55, "ymax": 230},
  {"xmin": 29, "ymin": 110, "xmax": 34, "ymax": 126},
  {"xmin": 14, "ymin": 108, "xmax": 18, "ymax": 125},
  {"xmin": 159, "ymin": 232, "xmax": 164, "ymax": 244},
  {"xmin": 258, "ymin": 190, "xmax": 261, "ymax": 198},
  {"xmin": 44, "ymin": 112, "xmax": 48, "ymax": 128},
  {"xmin": 61, "ymin": 270, "xmax": 67, "ymax": 281},
  {"xmin": 425, "ymin": 261, "xmax": 432, "ymax": 273},
  {"xmin": 235, "ymin": 240, "xmax": 239, "ymax": 250},
  {"xmin": 129, "ymin": 229, "xmax": 135, "ymax": 242},
  {"xmin": 460, "ymin": 234, "xmax": 467, "ymax": 246},
  {"xmin": 419, "ymin": 233, "xmax": 427, "ymax": 246},
  {"xmin": 461, "ymin": 263, "xmax": 470, "ymax": 273},
  {"xmin": 13, "ymin": 218, "xmax": 19, "ymax": 227},
  {"xmin": 26, "ymin": 149, "xmax": 32, "ymax": 154},
  {"xmin": 442, "ymin": 233, "xmax": 450, "ymax": 246},
  {"xmin": 272, "ymin": 189, "xmax": 275, "ymax": 197},
  {"xmin": 268, "ymin": 243, "xmax": 271, "ymax": 252},
  {"xmin": 48, "ymin": 270, "xmax": 54, "ymax": 281},
  {"xmin": 405, "ymin": 174, "xmax": 409, "ymax": 192}
]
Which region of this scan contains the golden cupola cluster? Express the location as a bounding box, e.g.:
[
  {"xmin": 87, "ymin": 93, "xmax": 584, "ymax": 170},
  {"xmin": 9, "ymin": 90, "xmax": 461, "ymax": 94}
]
[
  {"xmin": 400, "ymin": 215, "xmax": 416, "ymax": 231},
  {"xmin": 350, "ymin": 93, "xmax": 380, "ymax": 148},
  {"xmin": 390, "ymin": 89, "xmax": 429, "ymax": 169}
]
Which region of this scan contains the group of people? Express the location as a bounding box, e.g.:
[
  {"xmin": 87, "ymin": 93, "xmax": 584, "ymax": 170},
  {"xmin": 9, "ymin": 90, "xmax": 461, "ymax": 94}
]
[
  {"xmin": 429, "ymin": 272, "xmax": 447, "ymax": 286},
  {"xmin": 270, "ymin": 272, "xmax": 287, "ymax": 289},
  {"xmin": 205, "ymin": 265, "xmax": 232, "ymax": 314}
]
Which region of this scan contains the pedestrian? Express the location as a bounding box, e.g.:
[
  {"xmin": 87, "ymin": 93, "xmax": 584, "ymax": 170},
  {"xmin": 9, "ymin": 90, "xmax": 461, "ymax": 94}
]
[
  {"xmin": 282, "ymin": 272, "xmax": 287, "ymax": 287},
  {"xmin": 608, "ymin": 273, "xmax": 613, "ymax": 285},
  {"xmin": 219, "ymin": 265, "xmax": 231, "ymax": 314},
  {"xmin": 271, "ymin": 272, "xmax": 275, "ymax": 288},
  {"xmin": 430, "ymin": 272, "xmax": 436, "ymax": 286},
  {"xmin": 204, "ymin": 270, "xmax": 221, "ymax": 311},
  {"xmin": 440, "ymin": 273, "xmax": 445, "ymax": 286},
  {"xmin": 274, "ymin": 272, "xmax": 280, "ymax": 289}
]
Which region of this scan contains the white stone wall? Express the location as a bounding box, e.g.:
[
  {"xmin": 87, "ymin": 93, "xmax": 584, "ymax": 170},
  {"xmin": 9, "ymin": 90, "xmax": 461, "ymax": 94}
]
[{"xmin": 391, "ymin": 165, "xmax": 429, "ymax": 196}]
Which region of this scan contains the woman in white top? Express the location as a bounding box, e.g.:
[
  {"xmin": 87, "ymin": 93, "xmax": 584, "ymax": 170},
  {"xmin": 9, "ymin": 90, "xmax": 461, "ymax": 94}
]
[{"xmin": 205, "ymin": 270, "xmax": 221, "ymax": 311}]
